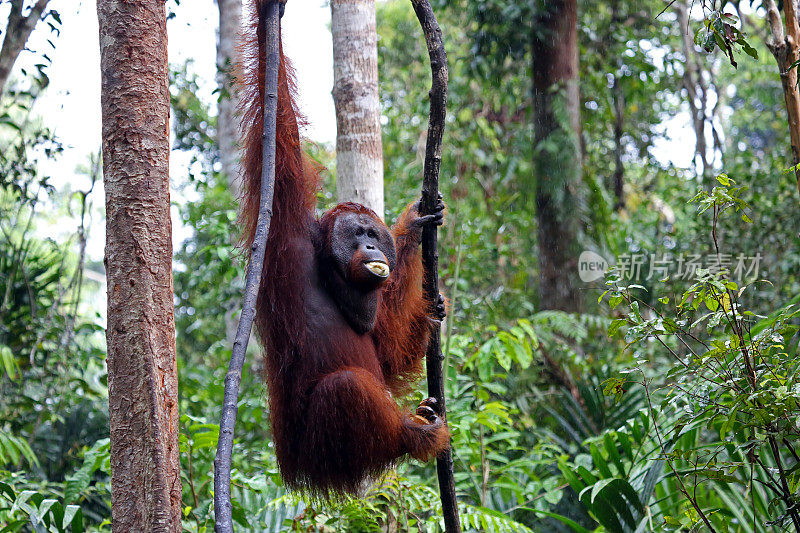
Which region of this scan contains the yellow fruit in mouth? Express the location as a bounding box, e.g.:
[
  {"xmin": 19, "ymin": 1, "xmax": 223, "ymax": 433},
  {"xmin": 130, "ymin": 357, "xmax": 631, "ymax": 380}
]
[{"xmin": 364, "ymin": 261, "xmax": 389, "ymax": 277}]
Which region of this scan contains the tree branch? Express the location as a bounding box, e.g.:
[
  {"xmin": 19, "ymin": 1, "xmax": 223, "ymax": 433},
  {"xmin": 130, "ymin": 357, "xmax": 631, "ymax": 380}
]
[
  {"xmin": 765, "ymin": 0, "xmax": 786, "ymax": 47},
  {"xmin": 764, "ymin": 0, "xmax": 800, "ymax": 203},
  {"xmin": 213, "ymin": 2, "xmax": 280, "ymax": 532},
  {"xmin": 0, "ymin": 0, "xmax": 51, "ymax": 95},
  {"xmin": 409, "ymin": 1, "xmax": 460, "ymax": 532}
]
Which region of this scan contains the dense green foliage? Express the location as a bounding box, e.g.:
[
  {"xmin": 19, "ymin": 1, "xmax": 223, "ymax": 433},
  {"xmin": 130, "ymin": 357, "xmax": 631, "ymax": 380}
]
[{"xmin": 4, "ymin": 0, "xmax": 800, "ymax": 531}]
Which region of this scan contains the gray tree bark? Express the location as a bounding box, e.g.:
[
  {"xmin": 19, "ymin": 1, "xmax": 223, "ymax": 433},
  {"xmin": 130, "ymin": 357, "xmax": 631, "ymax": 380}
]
[
  {"xmin": 216, "ymin": 0, "xmax": 243, "ymax": 344},
  {"xmin": 765, "ymin": 0, "xmax": 800, "ymax": 203},
  {"xmin": 0, "ymin": 0, "xmax": 50, "ymax": 96},
  {"xmin": 96, "ymin": 1, "xmax": 181, "ymax": 530},
  {"xmin": 216, "ymin": 0, "xmax": 242, "ymax": 196},
  {"xmin": 331, "ymin": 0, "xmax": 385, "ymax": 216}
]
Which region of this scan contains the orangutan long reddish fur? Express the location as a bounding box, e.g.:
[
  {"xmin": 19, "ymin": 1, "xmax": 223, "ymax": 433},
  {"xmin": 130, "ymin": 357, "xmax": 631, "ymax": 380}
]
[{"xmin": 237, "ymin": 0, "xmax": 448, "ymax": 497}]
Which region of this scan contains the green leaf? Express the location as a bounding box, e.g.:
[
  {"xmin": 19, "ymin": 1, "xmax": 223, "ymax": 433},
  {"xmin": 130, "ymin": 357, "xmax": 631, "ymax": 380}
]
[
  {"xmin": 589, "ymin": 443, "xmax": 613, "ymax": 478},
  {"xmin": 37, "ymin": 499, "xmax": 57, "ymax": 519},
  {"xmin": 522, "ymin": 508, "xmax": 592, "ymax": 533},
  {"xmin": 0, "ymin": 345, "xmax": 18, "ymax": 380},
  {"xmin": 591, "ymin": 478, "xmax": 644, "ymax": 529},
  {"xmin": 608, "ymin": 318, "xmax": 627, "ymax": 338},
  {"xmin": 65, "ymin": 439, "xmax": 109, "ymax": 504},
  {"xmin": 494, "ymin": 337, "xmax": 512, "ymax": 371},
  {"xmin": 603, "ymin": 433, "xmax": 626, "ymax": 476},
  {"xmin": 694, "ymin": 27, "xmax": 707, "ymax": 47},
  {"xmin": 559, "ymin": 460, "xmax": 587, "ymax": 494},
  {"xmin": 740, "ymin": 39, "xmax": 759, "ymax": 60}
]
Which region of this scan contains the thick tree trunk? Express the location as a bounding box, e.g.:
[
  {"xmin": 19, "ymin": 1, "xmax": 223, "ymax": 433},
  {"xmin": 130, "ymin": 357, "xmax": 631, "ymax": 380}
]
[
  {"xmin": 532, "ymin": 0, "xmax": 583, "ymax": 312},
  {"xmin": 96, "ymin": 1, "xmax": 181, "ymax": 531},
  {"xmin": 216, "ymin": 0, "xmax": 242, "ymax": 196},
  {"xmin": 331, "ymin": 0, "xmax": 385, "ymax": 216},
  {"xmin": 765, "ymin": 0, "xmax": 800, "ymax": 202},
  {"xmin": 0, "ymin": 0, "xmax": 50, "ymax": 96}
]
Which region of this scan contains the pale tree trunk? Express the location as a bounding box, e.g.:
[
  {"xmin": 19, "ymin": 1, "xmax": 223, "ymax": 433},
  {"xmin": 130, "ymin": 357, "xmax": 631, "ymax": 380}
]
[
  {"xmin": 331, "ymin": 0, "xmax": 384, "ymax": 217},
  {"xmin": 216, "ymin": 0, "xmax": 242, "ymax": 196},
  {"xmin": 677, "ymin": 2, "xmax": 711, "ymax": 180},
  {"xmin": 0, "ymin": 0, "xmax": 50, "ymax": 96},
  {"xmin": 533, "ymin": 0, "xmax": 583, "ymax": 312},
  {"xmin": 216, "ymin": 0, "xmax": 243, "ymax": 343},
  {"xmin": 765, "ymin": 0, "xmax": 800, "ymax": 203},
  {"xmin": 96, "ymin": 1, "xmax": 181, "ymax": 531}
]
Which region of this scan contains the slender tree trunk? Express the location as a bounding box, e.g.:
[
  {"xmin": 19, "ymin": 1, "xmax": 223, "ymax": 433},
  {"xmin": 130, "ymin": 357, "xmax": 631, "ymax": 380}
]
[
  {"xmin": 216, "ymin": 0, "xmax": 243, "ymax": 344},
  {"xmin": 216, "ymin": 0, "xmax": 242, "ymax": 196},
  {"xmin": 765, "ymin": 0, "xmax": 800, "ymax": 202},
  {"xmin": 0, "ymin": 0, "xmax": 50, "ymax": 96},
  {"xmin": 677, "ymin": 1, "xmax": 711, "ymax": 180},
  {"xmin": 612, "ymin": 72, "xmax": 625, "ymax": 210},
  {"xmin": 331, "ymin": 0, "xmax": 385, "ymax": 216},
  {"xmin": 97, "ymin": 1, "xmax": 181, "ymax": 531},
  {"xmin": 611, "ymin": 1, "xmax": 625, "ymax": 210},
  {"xmin": 532, "ymin": 0, "xmax": 583, "ymax": 312}
]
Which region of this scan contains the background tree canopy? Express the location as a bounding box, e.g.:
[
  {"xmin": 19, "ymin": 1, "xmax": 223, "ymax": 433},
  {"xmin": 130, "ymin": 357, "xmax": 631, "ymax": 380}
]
[{"xmin": 3, "ymin": 0, "xmax": 800, "ymax": 531}]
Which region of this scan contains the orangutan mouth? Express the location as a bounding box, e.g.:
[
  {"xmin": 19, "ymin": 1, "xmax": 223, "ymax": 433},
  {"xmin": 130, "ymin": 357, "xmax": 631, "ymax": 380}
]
[{"xmin": 364, "ymin": 261, "xmax": 390, "ymax": 278}]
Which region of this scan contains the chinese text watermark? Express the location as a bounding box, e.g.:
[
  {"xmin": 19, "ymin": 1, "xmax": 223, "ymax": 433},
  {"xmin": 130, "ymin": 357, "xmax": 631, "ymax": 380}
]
[{"xmin": 578, "ymin": 251, "xmax": 762, "ymax": 283}]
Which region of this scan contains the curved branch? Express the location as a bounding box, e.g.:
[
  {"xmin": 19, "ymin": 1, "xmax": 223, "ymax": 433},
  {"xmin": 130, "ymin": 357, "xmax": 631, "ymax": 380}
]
[{"xmin": 409, "ymin": 1, "xmax": 460, "ymax": 532}]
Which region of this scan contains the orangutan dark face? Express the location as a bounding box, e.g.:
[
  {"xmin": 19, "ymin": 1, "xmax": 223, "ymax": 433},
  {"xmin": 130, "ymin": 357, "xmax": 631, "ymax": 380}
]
[{"xmin": 329, "ymin": 211, "xmax": 397, "ymax": 289}]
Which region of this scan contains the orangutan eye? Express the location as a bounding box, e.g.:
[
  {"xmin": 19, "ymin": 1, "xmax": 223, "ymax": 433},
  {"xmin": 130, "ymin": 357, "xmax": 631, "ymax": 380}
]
[{"xmin": 367, "ymin": 229, "xmax": 377, "ymax": 239}]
